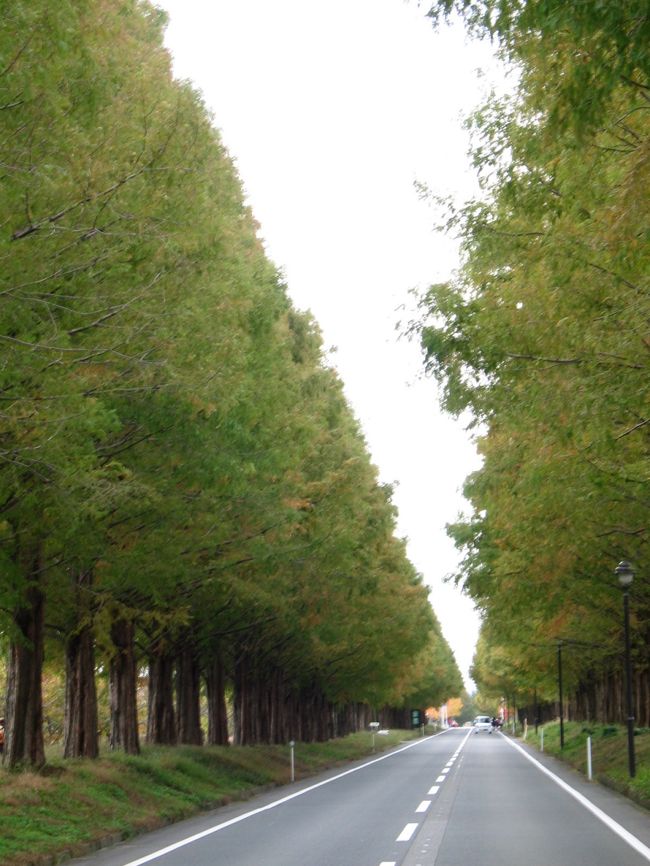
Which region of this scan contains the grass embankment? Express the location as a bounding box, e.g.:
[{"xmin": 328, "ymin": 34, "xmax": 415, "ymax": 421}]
[
  {"xmin": 0, "ymin": 729, "xmax": 418, "ymax": 866},
  {"xmin": 522, "ymin": 721, "xmax": 650, "ymax": 808}
]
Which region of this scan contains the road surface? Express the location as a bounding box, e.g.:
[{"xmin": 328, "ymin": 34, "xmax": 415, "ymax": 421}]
[{"xmin": 70, "ymin": 728, "xmax": 650, "ymax": 866}]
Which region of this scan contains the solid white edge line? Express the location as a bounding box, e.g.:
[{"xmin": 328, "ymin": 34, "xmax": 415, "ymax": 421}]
[
  {"xmin": 396, "ymin": 823, "xmax": 419, "ymax": 842},
  {"xmin": 120, "ymin": 731, "xmax": 451, "ymax": 866},
  {"xmin": 503, "ymin": 736, "xmax": 650, "ymax": 862}
]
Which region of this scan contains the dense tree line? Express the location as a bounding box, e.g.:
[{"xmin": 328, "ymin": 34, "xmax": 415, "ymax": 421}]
[
  {"xmin": 418, "ymin": 1, "xmax": 649, "ymax": 723},
  {"xmin": 0, "ymin": 0, "xmax": 462, "ymax": 768}
]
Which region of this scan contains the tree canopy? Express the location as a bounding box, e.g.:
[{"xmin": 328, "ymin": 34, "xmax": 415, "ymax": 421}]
[
  {"xmin": 0, "ymin": 0, "xmax": 461, "ymax": 765},
  {"xmin": 418, "ymin": 0, "xmax": 649, "ymax": 720}
]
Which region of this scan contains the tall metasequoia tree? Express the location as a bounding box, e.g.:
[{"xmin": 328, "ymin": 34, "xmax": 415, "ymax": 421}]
[
  {"xmin": 63, "ymin": 570, "xmax": 99, "ymax": 759},
  {"xmin": 420, "ymin": 0, "xmax": 649, "ymax": 719},
  {"xmin": 4, "ymin": 547, "xmax": 46, "ymax": 768},
  {"xmin": 176, "ymin": 638, "xmax": 203, "ymax": 746},
  {"xmin": 0, "ymin": 0, "xmax": 190, "ymax": 763},
  {"xmin": 205, "ymin": 652, "xmax": 229, "ymax": 746},
  {"xmin": 146, "ymin": 636, "xmax": 177, "ymax": 746},
  {"xmin": 109, "ymin": 617, "xmax": 140, "ymax": 755},
  {"xmin": 1, "ymin": 0, "xmax": 465, "ymax": 763}
]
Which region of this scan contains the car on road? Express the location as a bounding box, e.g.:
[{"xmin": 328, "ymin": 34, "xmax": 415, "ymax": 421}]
[{"xmin": 473, "ymin": 714, "xmax": 493, "ymax": 733}]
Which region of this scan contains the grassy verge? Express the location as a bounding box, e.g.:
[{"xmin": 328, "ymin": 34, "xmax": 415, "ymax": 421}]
[
  {"xmin": 520, "ymin": 721, "xmax": 650, "ymax": 808},
  {"xmin": 0, "ymin": 729, "xmax": 420, "ymax": 866}
]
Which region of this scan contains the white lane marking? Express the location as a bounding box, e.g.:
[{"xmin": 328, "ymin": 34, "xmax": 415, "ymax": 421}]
[
  {"xmin": 416, "ymin": 800, "xmax": 431, "ymax": 813},
  {"xmin": 119, "ymin": 732, "xmax": 449, "ymax": 866},
  {"xmin": 432, "ymin": 728, "xmax": 471, "ymax": 787},
  {"xmin": 503, "ymin": 736, "xmax": 650, "ymax": 862},
  {"xmin": 396, "ymin": 823, "xmax": 419, "ymax": 842},
  {"xmin": 379, "ymin": 862, "xmax": 396, "ymax": 865},
  {"xmin": 428, "ymin": 785, "xmax": 440, "ymax": 795}
]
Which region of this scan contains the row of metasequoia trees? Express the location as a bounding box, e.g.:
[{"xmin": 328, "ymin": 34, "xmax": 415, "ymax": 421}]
[
  {"xmin": 417, "ymin": 1, "xmax": 649, "ymax": 722},
  {"xmin": 0, "ymin": 0, "xmax": 462, "ymax": 768}
]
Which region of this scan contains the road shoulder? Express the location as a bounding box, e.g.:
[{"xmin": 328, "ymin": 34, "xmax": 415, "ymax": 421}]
[{"xmin": 502, "ymin": 733, "xmax": 650, "ymax": 852}]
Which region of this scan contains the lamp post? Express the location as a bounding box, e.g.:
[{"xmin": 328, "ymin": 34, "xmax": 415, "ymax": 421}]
[{"xmin": 615, "ymin": 560, "xmax": 636, "ymax": 778}]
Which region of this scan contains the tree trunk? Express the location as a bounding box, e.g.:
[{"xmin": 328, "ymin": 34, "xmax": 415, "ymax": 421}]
[
  {"xmin": 233, "ymin": 654, "xmax": 247, "ymax": 745},
  {"xmin": 271, "ymin": 668, "xmax": 291, "ymax": 744},
  {"xmin": 233, "ymin": 654, "xmax": 262, "ymax": 745},
  {"xmin": 284, "ymin": 687, "xmax": 300, "ymax": 743},
  {"xmin": 109, "ymin": 617, "xmax": 140, "ymax": 754},
  {"xmin": 146, "ymin": 642, "xmax": 177, "ymax": 745},
  {"xmin": 63, "ymin": 570, "xmax": 98, "ymax": 759},
  {"xmin": 298, "ymin": 685, "xmax": 330, "ymax": 742},
  {"xmin": 4, "ymin": 575, "xmax": 45, "ymax": 768},
  {"xmin": 176, "ymin": 643, "xmax": 203, "ymax": 745},
  {"xmin": 64, "ymin": 624, "xmax": 99, "ymax": 758},
  {"xmin": 205, "ymin": 654, "xmax": 229, "ymax": 745}
]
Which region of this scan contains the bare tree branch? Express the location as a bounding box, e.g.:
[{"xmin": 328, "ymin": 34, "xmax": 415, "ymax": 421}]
[{"xmin": 615, "ymin": 418, "xmax": 649, "ymax": 440}]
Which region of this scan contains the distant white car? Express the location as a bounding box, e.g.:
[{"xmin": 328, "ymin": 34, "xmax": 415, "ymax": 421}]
[{"xmin": 473, "ymin": 715, "xmax": 493, "ymax": 733}]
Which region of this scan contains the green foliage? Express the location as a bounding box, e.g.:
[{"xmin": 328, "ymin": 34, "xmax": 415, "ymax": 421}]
[
  {"xmin": 427, "ymin": 0, "xmax": 650, "ymax": 135},
  {"xmin": 417, "ymin": 3, "xmax": 650, "ymax": 708},
  {"xmin": 1, "ymin": 0, "xmax": 461, "ymax": 762}
]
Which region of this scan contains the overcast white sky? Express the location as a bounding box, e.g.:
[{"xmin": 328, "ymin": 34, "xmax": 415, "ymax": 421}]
[{"xmin": 158, "ymin": 0, "xmax": 507, "ymax": 690}]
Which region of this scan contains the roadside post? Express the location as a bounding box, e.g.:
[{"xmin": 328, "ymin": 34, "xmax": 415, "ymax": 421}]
[
  {"xmin": 540, "ymin": 728, "xmax": 544, "ymax": 752},
  {"xmin": 369, "ymin": 721, "xmax": 379, "ymax": 752},
  {"xmin": 289, "ymin": 740, "xmax": 295, "ymax": 782},
  {"xmin": 587, "ymin": 736, "xmax": 592, "ymax": 781}
]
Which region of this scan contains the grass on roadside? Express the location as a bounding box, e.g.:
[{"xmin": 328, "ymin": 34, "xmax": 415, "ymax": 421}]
[
  {"xmin": 0, "ymin": 729, "xmax": 420, "ymax": 866},
  {"xmin": 521, "ymin": 721, "xmax": 650, "ymax": 807}
]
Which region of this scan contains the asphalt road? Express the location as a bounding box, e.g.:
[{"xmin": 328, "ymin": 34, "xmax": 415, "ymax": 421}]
[{"xmin": 70, "ymin": 728, "xmax": 650, "ymax": 866}]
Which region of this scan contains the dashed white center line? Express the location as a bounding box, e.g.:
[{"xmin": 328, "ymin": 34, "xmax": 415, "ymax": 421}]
[
  {"xmin": 396, "ymin": 823, "xmax": 419, "ymax": 842},
  {"xmin": 382, "ymin": 734, "xmax": 473, "ymax": 866}
]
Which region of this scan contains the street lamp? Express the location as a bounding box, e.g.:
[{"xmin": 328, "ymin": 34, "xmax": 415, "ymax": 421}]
[{"xmin": 614, "ymin": 560, "xmax": 636, "ymax": 778}]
